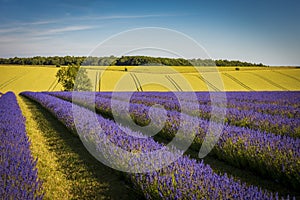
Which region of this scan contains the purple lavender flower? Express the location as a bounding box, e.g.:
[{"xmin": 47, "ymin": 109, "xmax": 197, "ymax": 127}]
[{"xmin": 0, "ymin": 92, "xmax": 43, "ymax": 199}]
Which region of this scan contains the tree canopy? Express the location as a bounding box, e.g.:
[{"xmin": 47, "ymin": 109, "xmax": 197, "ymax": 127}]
[
  {"xmin": 0, "ymin": 56, "xmax": 266, "ymax": 67},
  {"xmin": 56, "ymin": 64, "xmax": 92, "ymax": 91}
]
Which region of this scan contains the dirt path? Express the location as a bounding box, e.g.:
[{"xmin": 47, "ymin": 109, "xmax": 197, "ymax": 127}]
[{"xmin": 18, "ymin": 95, "xmax": 142, "ymax": 200}]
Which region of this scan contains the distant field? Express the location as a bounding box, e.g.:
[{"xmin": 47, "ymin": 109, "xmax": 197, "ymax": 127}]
[
  {"xmin": 0, "ymin": 65, "xmax": 299, "ymax": 93},
  {"xmin": 0, "ymin": 65, "xmax": 62, "ymax": 94}
]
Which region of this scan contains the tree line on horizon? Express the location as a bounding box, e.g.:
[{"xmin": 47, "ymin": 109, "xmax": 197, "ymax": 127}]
[{"xmin": 0, "ymin": 56, "xmax": 266, "ymax": 67}]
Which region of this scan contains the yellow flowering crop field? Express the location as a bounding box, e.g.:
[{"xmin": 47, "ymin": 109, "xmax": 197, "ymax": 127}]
[{"xmin": 0, "ymin": 65, "xmax": 299, "ymax": 94}]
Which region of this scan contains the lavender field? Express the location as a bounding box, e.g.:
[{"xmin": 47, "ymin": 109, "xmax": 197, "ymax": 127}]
[
  {"xmin": 1, "ymin": 90, "xmax": 299, "ymax": 199},
  {"xmin": 2, "ymin": 0, "xmax": 300, "ymax": 198}
]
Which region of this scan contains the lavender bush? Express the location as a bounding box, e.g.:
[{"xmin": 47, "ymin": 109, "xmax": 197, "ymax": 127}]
[{"xmin": 0, "ymin": 92, "xmax": 43, "ymax": 199}]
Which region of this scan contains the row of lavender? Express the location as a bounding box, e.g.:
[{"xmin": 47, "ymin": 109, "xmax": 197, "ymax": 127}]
[
  {"xmin": 127, "ymin": 92, "xmax": 300, "ymax": 119},
  {"xmin": 221, "ymin": 92, "xmax": 298, "ymax": 118},
  {"xmin": 0, "ymin": 92, "xmax": 43, "ymax": 199},
  {"xmin": 21, "ymin": 91, "xmax": 284, "ymax": 199},
  {"xmin": 97, "ymin": 91, "xmax": 299, "ymax": 116},
  {"xmin": 94, "ymin": 92, "xmax": 300, "ymax": 137},
  {"xmin": 47, "ymin": 91, "xmax": 300, "ymax": 189},
  {"xmin": 124, "ymin": 91, "xmax": 299, "ymax": 107}
]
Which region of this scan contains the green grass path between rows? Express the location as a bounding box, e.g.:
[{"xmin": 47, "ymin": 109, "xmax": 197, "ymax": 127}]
[{"xmin": 18, "ymin": 95, "xmax": 142, "ymax": 200}]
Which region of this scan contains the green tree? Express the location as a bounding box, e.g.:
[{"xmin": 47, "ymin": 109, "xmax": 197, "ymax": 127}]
[{"xmin": 56, "ymin": 64, "xmax": 92, "ymax": 91}]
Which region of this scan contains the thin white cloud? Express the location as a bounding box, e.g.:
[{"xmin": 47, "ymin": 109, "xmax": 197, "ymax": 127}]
[
  {"xmin": 0, "ymin": 34, "xmax": 52, "ymax": 43},
  {"xmin": 34, "ymin": 25, "xmax": 95, "ymax": 36},
  {"xmin": 0, "ymin": 25, "xmax": 94, "ymax": 43},
  {"xmin": 22, "ymin": 20, "xmax": 57, "ymax": 26},
  {"xmin": 0, "ymin": 27, "xmax": 22, "ymax": 34},
  {"xmin": 0, "ymin": 13, "xmax": 177, "ymax": 32},
  {"xmin": 0, "ymin": 19, "xmax": 57, "ymax": 31},
  {"xmin": 76, "ymin": 13, "xmax": 180, "ymax": 21}
]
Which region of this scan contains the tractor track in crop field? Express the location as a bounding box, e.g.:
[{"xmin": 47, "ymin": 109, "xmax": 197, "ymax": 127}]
[
  {"xmin": 94, "ymin": 71, "xmax": 99, "ymax": 91},
  {"xmin": 271, "ymin": 70, "xmax": 300, "ymax": 83},
  {"xmin": 165, "ymin": 75, "xmax": 183, "ymax": 91},
  {"xmin": 94, "ymin": 71, "xmax": 102, "ymax": 92},
  {"xmin": 130, "ymin": 73, "xmax": 143, "ymax": 92},
  {"xmin": 96, "ymin": 71, "xmax": 102, "ymax": 92},
  {"xmin": 47, "ymin": 78, "xmax": 59, "ymax": 91},
  {"xmin": 0, "ymin": 70, "xmax": 30, "ymax": 90},
  {"xmin": 250, "ymin": 72, "xmax": 289, "ymax": 91},
  {"xmin": 195, "ymin": 75, "xmax": 221, "ymax": 91},
  {"xmin": 133, "ymin": 73, "xmax": 143, "ymax": 92},
  {"xmin": 223, "ymin": 73, "xmax": 255, "ymax": 91}
]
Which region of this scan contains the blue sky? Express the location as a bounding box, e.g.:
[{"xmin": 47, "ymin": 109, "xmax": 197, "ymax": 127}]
[{"xmin": 0, "ymin": 0, "xmax": 299, "ymax": 65}]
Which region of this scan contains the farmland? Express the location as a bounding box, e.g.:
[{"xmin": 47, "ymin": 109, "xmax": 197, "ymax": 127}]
[
  {"xmin": 0, "ymin": 65, "xmax": 300, "ymax": 199},
  {"xmin": 0, "ymin": 65, "xmax": 300, "ymax": 93}
]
